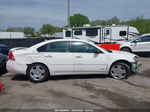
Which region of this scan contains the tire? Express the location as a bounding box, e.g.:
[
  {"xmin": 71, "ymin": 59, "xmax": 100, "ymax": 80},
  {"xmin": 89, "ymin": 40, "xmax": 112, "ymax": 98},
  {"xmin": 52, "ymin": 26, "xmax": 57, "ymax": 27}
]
[
  {"xmin": 27, "ymin": 63, "xmax": 49, "ymax": 83},
  {"xmin": 109, "ymin": 62, "xmax": 131, "ymax": 80},
  {"xmin": 0, "ymin": 67, "xmax": 7, "ymax": 76},
  {"xmin": 121, "ymin": 47, "xmax": 131, "ymax": 53}
]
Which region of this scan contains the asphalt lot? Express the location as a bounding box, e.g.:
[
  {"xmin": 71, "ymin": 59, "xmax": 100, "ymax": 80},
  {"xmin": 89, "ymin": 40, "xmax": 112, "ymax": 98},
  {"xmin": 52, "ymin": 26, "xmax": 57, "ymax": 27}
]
[{"xmin": 0, "ymin": 57, "xmax": 150, "ymax": 111}]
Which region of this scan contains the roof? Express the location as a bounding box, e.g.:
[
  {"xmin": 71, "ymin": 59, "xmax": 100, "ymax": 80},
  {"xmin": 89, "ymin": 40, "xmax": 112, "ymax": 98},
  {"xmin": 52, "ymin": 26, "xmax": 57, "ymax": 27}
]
[
  {"xmin": 142, "ymin": 33, "xmax": 150, "ymax": 36},
  {"xmin": 64, "ymin": 25, "xmax": 133, "ymax": 30},
  {"xmin": 28, "ymin": 39, "xmax": 94, "ymax": 50},
  {"xmin": 43, "ymin": 39, "xmax": 91, "ymax": 43}
]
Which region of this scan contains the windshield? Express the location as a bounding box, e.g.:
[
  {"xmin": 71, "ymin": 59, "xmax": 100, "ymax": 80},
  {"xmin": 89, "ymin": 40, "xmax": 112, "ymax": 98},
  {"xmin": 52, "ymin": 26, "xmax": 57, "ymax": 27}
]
[
  {"xmin": 106, "ymin": 50, "xmax": 113, "ymax": 53},
  {"xmin": 127, "ymin": 36, "xmax": 140, "ymax": 42}
]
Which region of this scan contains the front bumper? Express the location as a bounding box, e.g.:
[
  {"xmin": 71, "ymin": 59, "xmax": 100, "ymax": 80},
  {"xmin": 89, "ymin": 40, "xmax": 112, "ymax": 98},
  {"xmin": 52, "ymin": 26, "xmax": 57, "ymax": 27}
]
[{"xmin": 131, "ymin": 62, "xmax": 142, "ymax": 72}]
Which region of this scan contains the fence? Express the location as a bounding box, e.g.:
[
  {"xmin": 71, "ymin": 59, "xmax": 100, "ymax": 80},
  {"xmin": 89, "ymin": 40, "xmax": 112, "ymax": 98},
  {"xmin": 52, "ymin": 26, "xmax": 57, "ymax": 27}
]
[{"xmin": 0, "ymin": 37, "xmax": 61, "ymax": 48}]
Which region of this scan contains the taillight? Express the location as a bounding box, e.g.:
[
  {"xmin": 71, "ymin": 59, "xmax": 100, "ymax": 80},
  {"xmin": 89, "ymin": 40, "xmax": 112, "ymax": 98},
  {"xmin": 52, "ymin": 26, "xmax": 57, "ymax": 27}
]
[{"xmin": 8, "ymin": 51, "xmax": 15, "ymax": 60}]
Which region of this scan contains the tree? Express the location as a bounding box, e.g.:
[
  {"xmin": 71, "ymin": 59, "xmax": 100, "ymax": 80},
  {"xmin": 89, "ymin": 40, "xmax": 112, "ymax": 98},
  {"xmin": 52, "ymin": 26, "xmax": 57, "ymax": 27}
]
[
  {"xmin": 32, "ymin": 32, "xmax": 40, "ymax": 37},
  {"xmin": 40, "ymin": 24, "xmax": 54, "ymax": 34},
  {"xmin": 121, "ymin": 16, "xmax": 150, "ymax": 34},
  {"xmin": 40, "ymin": 24, "xmax": 62, "ymax": 35},
  {"xmin": 90, "ymin": 20, "xmax": 107, "ymax": 26},
  {"xmin": 23, "ymin": 27, "xmax": 35, "ymax": 35},
  {"xmin": 106, "ymin": 16, "xmax": 120, "ymax": 25},
  {"xmin": 6, "ymin": 27, "xmax": 23, "ymax": 32},
  {"xmin": 52, "ymin": 26, "xmax": 62, "ymax": 33},
  {"xmin": 70, "ymin": 13, "xmax": 90, "ymax": 27}
]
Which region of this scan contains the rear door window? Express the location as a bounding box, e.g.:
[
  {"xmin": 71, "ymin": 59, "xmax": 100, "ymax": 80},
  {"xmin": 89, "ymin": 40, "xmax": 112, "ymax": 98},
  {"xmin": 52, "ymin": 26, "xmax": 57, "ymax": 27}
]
[{"xmin": 37, "ymin": 41, "xmax": 71, "ymax": 52}]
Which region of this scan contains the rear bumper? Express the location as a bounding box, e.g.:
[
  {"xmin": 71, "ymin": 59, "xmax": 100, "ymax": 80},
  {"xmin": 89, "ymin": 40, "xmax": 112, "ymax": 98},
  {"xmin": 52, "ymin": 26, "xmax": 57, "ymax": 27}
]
[
  {"xmin": 6, "ymin": 60, "xmax": 27, "ymax": 75},
  {"xmin": 131, "ymin": 62, "xmax": 142, "ymax": 72}
]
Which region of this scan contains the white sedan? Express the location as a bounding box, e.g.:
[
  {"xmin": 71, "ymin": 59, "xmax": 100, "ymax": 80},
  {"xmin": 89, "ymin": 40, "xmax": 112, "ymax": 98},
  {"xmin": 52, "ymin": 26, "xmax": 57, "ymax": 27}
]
[{"xmin": 7, "ymin": 39, "xmax": 141, "ymax": 83}]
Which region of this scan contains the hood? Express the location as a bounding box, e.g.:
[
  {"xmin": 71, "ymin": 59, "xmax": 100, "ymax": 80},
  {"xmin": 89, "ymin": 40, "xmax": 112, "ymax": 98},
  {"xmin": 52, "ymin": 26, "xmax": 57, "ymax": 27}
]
[
  {"xmin": 121, "ymin": 41, "xmax": 131, "ymax": 45},
  {"xmin": 111, "ymin": 50, "xmax": 136, "ymax": 57}
]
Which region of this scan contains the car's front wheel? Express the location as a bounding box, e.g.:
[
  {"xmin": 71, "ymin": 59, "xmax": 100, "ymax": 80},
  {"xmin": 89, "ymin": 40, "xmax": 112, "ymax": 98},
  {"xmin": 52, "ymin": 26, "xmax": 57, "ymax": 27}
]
[
  {"xmin": 27, "ymin": 63, "xmax": 49, "ymax": 83},
  {"xmin": 120, "ymin": 47, "xmax": 131, "ymax": 53},
  {"xmin": 110, "ymin": 62, "xmax": 131, "ymax": 80}
]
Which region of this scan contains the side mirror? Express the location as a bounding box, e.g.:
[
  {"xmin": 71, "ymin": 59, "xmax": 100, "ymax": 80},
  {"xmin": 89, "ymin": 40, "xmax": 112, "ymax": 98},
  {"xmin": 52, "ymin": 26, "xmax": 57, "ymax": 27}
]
[
  {"xmin": 94, "ymin": 50, "xmax": 101, "ymax": 54},
  {"xmin": 132, "ymin": 41, "xmax": 137, "ymax": 43}
]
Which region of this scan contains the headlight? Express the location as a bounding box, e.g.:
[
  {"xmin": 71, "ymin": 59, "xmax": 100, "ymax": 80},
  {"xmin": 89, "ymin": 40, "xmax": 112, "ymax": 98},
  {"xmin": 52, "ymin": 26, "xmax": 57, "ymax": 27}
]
[{"xmin": 133, "ymin": 56, "xmax": 140, "ymax": 62}]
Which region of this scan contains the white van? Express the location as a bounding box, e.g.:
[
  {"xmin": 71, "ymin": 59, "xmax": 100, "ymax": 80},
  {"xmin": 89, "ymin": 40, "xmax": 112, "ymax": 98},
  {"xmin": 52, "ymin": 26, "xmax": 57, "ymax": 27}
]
[{"xmin": 63, "ymin": 25, "xmax": 139, "ymax": 44}]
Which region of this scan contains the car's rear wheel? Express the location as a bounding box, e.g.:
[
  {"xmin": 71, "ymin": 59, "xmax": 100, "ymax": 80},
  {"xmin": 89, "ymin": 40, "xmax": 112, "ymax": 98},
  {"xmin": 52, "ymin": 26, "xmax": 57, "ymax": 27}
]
[
  {"xmin": 121, "ymin": 47, "xmax": 131, "ymax": 53},
  {"xmin": 110, "ymin": 62, "xmax": 131, "ymax": 80},
  {"xmin": 27, "ymin": 64, "xmax": 49, "ymax": 83}
]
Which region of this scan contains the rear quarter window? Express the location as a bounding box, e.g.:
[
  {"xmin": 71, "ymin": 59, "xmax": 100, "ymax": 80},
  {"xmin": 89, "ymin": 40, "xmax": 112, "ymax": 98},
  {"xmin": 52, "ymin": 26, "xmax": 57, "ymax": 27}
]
[{"xmin": 37, "ymin": 44, "xmax": 47, "ymax": 52}]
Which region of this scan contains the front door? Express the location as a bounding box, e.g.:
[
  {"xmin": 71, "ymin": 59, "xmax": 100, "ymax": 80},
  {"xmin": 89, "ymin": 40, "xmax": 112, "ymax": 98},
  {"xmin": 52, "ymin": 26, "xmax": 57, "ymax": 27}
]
[
  {"xmin": 132, "ymin": 35, "xmax": 150, "ymax": 52},
  {"xmin": 71, "ymin": 41, "xmax": 107, "ymax": 73}
]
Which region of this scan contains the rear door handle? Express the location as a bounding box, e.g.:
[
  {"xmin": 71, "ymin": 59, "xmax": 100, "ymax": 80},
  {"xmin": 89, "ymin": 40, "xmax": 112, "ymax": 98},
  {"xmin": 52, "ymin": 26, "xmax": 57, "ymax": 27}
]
[
  {"xmin": 76, "ymin": 55, "xmax": 83, "ymax": 58},
  {"xmin": 45, "ymin": 55, "xmax": 53, "ymax": 58}
]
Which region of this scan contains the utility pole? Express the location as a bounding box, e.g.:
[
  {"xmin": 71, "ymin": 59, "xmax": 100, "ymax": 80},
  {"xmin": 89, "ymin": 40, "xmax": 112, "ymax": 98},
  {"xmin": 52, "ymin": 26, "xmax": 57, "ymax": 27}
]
[{"xmin": 68, "ymin": 0, "xmax": 70, "ymax": 27}]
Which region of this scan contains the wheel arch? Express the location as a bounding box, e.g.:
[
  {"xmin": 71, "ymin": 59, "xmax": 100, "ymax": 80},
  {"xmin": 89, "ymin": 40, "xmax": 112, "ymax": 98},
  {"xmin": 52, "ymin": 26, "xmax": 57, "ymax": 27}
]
[
  {"xmin": 26, "ymin": 62, "xmax": 51, "ymax": 76},
  {"xmin": 120, "ymin": 47, "xmax": 132, "ymax": 52},
  {"xmin": 109, "ymin": 60, "xmax": 132, "ymax": 72}
]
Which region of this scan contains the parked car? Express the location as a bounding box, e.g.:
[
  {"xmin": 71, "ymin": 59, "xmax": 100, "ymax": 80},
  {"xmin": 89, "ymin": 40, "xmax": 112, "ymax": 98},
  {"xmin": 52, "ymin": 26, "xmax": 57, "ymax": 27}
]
[
  {"xmin": 120, "ymin": 34, "xmax": 150, "ymax": 56},
  {"xmin": 0, "ymin": 53, "xmax": 8, "ymax": 73},
  {"xmin": 0, "ymin": 44, "xmax": 9, "ymax": 54},
  {"xmin": 6, "ymin": 39, "xmax": 141, "ymax": 83}
]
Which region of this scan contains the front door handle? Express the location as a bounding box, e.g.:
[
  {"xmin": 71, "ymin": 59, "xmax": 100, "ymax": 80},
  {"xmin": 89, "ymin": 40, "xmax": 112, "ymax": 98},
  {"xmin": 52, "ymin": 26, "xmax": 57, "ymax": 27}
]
[{"xmin": 76, "ymin": 55, "xmax": 83, "ymax": 58}]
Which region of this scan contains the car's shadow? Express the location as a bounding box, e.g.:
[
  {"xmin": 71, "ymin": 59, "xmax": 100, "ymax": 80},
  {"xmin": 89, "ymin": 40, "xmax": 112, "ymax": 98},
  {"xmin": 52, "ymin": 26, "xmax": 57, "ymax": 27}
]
[
  {"xmin": 138, "ymin": 55, "xmax": 150, "ymax": 57},
  {"xmin": 11, "ymin": 74, "xmax": 108, "ymax": 81},
  {"xmin": 0, "ymin": 70, "xmax": 7, "ymax": 76},
  {"xmin": 11, "ymin": 74, "xmax": 28, "ymax": 81},
  {"xmin": 49, "ymin": 74, "xmax": 108, "ymax": 80}
]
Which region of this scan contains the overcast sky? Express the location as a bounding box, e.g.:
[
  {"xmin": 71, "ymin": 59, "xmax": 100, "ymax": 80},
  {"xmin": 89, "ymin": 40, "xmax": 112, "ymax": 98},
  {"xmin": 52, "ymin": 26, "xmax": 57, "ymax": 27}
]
[{"xmin": 0, "ymin": 0, "xmax": 150, "ymax": 30}]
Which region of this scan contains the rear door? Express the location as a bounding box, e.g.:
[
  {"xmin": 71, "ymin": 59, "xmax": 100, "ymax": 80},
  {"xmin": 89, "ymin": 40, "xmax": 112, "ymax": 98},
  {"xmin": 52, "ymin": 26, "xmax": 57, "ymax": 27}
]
[
  {"xmin": 37, "ymin": 41, "xmax": 74, "ymax": 74},
  {"xmin": 71, "ymin": 41, "xmax": 107, "ymax": 73}
]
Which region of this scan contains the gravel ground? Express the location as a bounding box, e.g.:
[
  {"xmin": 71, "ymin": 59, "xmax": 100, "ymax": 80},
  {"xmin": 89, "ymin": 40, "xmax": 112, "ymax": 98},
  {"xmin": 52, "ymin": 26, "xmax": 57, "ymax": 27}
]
[{"xmin": 0, "ymin": 57, "xmax": 150, "ymax": 111}]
